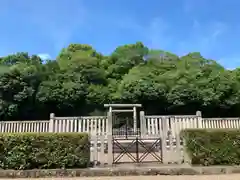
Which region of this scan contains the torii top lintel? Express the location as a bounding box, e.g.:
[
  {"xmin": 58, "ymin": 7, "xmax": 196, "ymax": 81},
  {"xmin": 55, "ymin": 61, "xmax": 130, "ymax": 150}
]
[{"xmin": 104, "ymin": 104, "xmax": 142, "ymax": 108}]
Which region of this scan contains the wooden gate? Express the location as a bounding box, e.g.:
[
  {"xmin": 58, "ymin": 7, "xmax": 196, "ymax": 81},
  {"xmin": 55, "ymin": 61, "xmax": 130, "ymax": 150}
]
[{"xmin": 112, "ymin": 137, "xmax": 162, "ymax": 164}]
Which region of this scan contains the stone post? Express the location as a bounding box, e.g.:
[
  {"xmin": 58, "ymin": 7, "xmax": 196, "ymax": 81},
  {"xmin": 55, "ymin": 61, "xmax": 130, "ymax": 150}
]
[{"xmin": 49, "ymin": 113, "xmax": 55, "ymax": 132}]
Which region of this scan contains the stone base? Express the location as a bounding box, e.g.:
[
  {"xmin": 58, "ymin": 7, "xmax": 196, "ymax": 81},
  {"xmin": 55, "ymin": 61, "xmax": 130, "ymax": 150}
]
[{"xmin": 0, "ymin": 165, "xmax": 240, "ymax": 178}]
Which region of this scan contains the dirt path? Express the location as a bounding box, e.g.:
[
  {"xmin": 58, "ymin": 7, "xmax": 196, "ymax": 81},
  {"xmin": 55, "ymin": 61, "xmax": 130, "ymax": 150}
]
[{"xmin": 8, "ymin": 174, "xmax": 240, "ymax": 180}]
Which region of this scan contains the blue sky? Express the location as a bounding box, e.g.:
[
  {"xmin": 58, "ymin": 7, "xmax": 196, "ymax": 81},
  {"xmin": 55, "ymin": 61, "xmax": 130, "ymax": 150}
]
[{"xmin": 0, "ymin": 0, "xmax": 240, "ymax": 69}]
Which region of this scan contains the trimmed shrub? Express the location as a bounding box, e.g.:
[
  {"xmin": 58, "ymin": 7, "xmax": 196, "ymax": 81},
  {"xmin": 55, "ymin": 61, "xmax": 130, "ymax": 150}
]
[
  {"xmin": 0, "ymin": 133, "xmax": 90, "ymax": 170},
  {"xmin": 181, "ymin": 129, "xmax": 240, "ymax": 166}
]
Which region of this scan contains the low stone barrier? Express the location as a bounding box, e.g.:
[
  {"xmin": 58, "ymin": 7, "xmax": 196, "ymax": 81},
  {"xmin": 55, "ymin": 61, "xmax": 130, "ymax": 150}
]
[{"xmin": 0, "ymin": 166, "xmax": 240, "ymax": 178}]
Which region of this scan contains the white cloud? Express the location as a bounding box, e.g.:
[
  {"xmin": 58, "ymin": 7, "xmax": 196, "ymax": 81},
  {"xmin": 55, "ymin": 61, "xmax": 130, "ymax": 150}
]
[
  {"xmin": 3, "ymin": 0, "xmax": 88, "ymax": 52},
  {"xmin": 113, "ymin": 16, "xmax": 172, "ymax": 50},
  {"xmin": 219, "ymin": 56, "xmax": 240, "ymax": 70},
  {"xmin": 145, "ymin": 17, "xmax": 172, "ymax": 49},
  {"xmin": 112, "ymin": 13, "xmax": 228, "ymax": 60},
  {"xmin": 37, "ymin": 53, "xmax": 51, "ymax": 60},
  {"xmin": 118, "ymin": 17, "xmax": 228, "ymax": 67},
  {"xmin": 177, "ymin": 20, "xmax": 228, "ymax": 56}
]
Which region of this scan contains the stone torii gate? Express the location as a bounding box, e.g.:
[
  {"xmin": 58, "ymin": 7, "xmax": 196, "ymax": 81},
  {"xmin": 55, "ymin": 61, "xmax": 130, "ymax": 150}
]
[{"xmin": 104, "ymin": 104, "xmax": 142, "ymax": 134}]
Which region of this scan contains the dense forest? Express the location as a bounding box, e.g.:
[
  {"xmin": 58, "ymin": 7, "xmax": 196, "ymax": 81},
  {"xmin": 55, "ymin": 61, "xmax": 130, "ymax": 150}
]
[{"xmin": 0, "ymin": 42, "xmax": 239, "ymax": 121}]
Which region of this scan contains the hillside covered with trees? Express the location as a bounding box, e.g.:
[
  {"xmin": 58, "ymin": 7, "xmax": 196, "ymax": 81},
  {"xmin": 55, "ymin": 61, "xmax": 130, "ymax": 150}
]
[{"xmin": 0, "ymin": 42, "xmax": 239, "ymax": 121}]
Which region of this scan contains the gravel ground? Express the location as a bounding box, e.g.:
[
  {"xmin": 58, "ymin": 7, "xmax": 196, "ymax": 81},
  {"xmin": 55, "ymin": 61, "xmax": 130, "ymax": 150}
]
[{"xmin": 5, "ymin": 174, "xmax": 240, "ymax": 180}]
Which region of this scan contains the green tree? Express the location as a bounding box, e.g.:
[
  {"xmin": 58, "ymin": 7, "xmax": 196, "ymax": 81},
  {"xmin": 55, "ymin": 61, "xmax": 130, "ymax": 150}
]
[
  {"xmin": 0, "ymin": 54, "xmax": 43, "ymax": 120},
  {"xmin": 0, "ymin": 43, "xmax": 239, "ymax": 120}
]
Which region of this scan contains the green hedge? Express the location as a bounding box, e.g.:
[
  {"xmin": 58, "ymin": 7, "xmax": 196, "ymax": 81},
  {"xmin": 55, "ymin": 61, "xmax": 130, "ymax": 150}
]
[
  {"xmin": 181, "ymin": 129, "xmax": 240, "ymax": 166},
  {"xmin": 0, "ymin": 133, "xmax": 90, "ymax": 170}
]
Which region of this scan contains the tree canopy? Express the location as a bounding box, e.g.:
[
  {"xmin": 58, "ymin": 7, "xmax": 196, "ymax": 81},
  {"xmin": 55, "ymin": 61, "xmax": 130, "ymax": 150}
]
[{"xmin": 0, "ymin": 43, "xmax": 239, "ymax": 120}]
